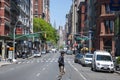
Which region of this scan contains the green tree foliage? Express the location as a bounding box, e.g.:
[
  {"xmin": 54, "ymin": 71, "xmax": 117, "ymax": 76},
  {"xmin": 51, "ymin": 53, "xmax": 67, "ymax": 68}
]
[{"xmin": 33, "ymin": 18, "xmax": 58, "ymax": 44}]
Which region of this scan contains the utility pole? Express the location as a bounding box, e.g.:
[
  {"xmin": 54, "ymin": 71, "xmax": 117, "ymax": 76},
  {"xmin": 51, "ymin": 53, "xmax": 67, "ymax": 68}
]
[{"xmin": 89, "ymin": 30, "xmax": 92, "ymax": 53}]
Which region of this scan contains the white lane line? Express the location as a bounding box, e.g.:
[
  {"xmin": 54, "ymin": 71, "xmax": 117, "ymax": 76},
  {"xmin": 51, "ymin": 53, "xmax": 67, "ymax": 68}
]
[
  {"xmin": 69, "ymin": 62, "xmax": 87, "ymax": 80},
  {"xmin": 36, "ymin": 73, "xmax": 41, "ymax": 77},
  {"xmin": 18, "ymin": 62, "xmax": 21, "ymax": 64},
  {"xmin": 42, "ymin": 68, "xmax": 46, "ymax": 71},
  {"xmin": 50, "ymin": 60, "xmax": 53, "ymax": 62},
  {"xmin": 55, "ymin": 60, "xmax": 57, "ymax": 62},
  {"xmin": 37, "ymin": 60, "xmax": 40, "ymax": 63}
]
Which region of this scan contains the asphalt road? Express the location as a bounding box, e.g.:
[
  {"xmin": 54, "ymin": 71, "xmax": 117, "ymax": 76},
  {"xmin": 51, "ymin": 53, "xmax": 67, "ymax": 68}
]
[{"xmin": 0, "ymin": 52, "xmax": 120, "ymax": 80}]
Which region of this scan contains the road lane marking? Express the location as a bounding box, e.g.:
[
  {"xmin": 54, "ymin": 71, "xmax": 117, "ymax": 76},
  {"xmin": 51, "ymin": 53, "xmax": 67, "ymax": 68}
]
[
  {"xmin": 69, "ymin": 62, "xmax": 87, "ymax": 80},
  {"xmin": 42, "ymin": 68, "xmax": 46, "ymax": 71},
  {"xmin": 36, "ymin": 73, "xmax": 40, "ymax": 77}
]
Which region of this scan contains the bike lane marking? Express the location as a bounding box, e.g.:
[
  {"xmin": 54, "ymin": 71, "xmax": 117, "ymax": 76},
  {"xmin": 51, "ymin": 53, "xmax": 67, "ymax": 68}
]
[{"xmin": 68, "ymin": 62, "xmax": 87, "ymax": 80}]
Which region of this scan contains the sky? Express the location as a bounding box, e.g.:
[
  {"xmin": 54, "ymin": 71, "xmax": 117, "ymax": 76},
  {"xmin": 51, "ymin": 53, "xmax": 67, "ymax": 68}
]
[{"xmin": 50, "ymin": 0, "xmax": 72, "ymax": 29}]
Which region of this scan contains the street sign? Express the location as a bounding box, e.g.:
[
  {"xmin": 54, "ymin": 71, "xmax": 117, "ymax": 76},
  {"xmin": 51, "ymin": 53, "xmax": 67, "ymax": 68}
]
[
  {"xmin": 110, "ymin": 0, "xmax": 120, "ymax": 11},
  {"xmin": 8, "ymin": 51, "xmax": 13, "ymax": 59}
]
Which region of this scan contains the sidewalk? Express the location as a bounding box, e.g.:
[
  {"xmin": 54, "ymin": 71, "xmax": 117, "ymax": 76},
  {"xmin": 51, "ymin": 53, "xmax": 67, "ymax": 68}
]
[
  {"xmin": 0, "ymin": 56, "xmax": 33, "ymax": 67},
  {"xmin": 0, "ymin": 61, "xmax": 11, "ymax": 67},
  {"xmin": 115, "ymin": 71, "xmax": 120, "ymax": 75}
]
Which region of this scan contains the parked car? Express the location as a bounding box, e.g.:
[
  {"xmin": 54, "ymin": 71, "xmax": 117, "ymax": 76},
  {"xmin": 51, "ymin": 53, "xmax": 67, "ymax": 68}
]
[
  {"xmin": 74, "ymin": 53, "xmax": 83, "ymax": 64},
  {"xmin": 33, "ymin": 50, "xmax": 41, "ymax": 57},
  {"xmin": 66, "ymin": 50, "xmax": 73, "ymax": 55},
  {"xmin": 81, "ymin": 53, "xmax": 93, "ymax": 66},
  {"xmin": 41, "ymin": 50, "xmax": 46, "ymax": 54},
  {"xmin": 91, "ymin": 50, "xmax": 115, "ymax": 73}
]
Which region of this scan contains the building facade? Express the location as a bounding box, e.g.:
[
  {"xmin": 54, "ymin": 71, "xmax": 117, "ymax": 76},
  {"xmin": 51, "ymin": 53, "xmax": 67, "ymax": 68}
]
[
  {"xmin": 93, "ymin": 0, "xmax": 115, "ymax": 56},
  {"xmin": 16, "ymin": 0, "xmax": 31, "ymax": 35},
  {"xmin": 33, "ymin": 0, "xmax": 43, "ymax": 18},
  {"xmin": 33, "ymin": 0, "xmax": 50, "ymax": 22},
  {"xmin": 0, "ymin": 0, "xmax": 11, "ymax": 59},
  {"xmin": 43, "ymin": 0, "xmax": 50, "ymax": 23}
]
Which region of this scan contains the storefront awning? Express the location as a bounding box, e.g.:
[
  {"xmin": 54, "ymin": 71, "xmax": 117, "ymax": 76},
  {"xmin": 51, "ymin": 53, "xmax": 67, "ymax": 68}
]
[
  {"xmin": 9, "ymin": 33, "xmax": 40, "ymax": 40},
  {"xmin": 0, "ymin": 35, "xmax": 11, "ymax": 40}
]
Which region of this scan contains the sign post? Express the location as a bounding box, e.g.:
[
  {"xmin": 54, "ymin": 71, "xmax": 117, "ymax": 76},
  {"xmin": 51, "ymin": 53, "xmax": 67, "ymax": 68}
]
[{"xmin": 8, "ymin": 47, "xmax": 14, "ymax": 62}]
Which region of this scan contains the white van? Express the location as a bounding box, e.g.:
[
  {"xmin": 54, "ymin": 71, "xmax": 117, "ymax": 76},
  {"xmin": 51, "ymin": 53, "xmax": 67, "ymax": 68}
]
[{"xmin": 91, "ymin": 50, "xmax": 114, "ymax": 73}]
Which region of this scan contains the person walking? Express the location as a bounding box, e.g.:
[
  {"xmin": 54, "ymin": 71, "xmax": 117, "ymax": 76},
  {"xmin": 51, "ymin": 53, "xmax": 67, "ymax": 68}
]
[{"xmin": 58, "ymin": 51, "xmax": 65, "ymax": 80}]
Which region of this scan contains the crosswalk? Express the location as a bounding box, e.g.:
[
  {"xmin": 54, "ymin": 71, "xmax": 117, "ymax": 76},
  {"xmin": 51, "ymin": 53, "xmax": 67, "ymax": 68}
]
[{"xmin": 17, "ymin": 58, "xmax": 74, "ymax": 64}]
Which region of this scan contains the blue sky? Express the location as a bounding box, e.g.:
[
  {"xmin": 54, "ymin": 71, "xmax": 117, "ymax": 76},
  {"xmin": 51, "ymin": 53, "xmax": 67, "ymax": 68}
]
[{"xmin": 50, "ymin": 0, "xmax": 72, "ymax": 28}]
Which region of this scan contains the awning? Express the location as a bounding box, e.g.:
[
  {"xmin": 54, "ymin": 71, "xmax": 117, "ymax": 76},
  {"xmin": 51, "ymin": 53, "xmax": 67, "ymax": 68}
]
[
  {"xmin": 0, "ymin": 35, "xmax": 11, "ymax": 40},
  {"xmin": 9, "ymin": 33, "xmax": 40, "ymax": 40}
]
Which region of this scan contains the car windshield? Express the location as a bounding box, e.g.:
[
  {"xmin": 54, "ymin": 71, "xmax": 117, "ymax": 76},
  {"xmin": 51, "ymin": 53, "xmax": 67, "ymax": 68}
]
[
  {"xmin": 85, "ymin": 54, "xmax": 93, "ymax": 58},
  {"xmin": 97, "ymin": 55, "xmax": 112, "ymax": 61},
  {"xmin": 76, "ymin": 54, "xmax": 83, "ymax": 58}
]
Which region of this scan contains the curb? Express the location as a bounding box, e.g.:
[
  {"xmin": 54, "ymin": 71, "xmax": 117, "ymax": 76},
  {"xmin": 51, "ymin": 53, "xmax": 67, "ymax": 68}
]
[
  {"xmin": 0, "ymin": 56, "xmax": 33, "ymax": 67},
  {"xmin": 0, "ymin": 63, "xmax": 11, "ymax": 67},
  {"xmin": 115, "ymin": 71, "xmax": 120, "ymax": 75}
]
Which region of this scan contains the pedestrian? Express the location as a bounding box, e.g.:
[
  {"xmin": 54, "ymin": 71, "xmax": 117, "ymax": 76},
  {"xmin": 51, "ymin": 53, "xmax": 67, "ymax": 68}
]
[{"xmin": 58, "ymin": 51, "xmax": 65, "ymax": 79}]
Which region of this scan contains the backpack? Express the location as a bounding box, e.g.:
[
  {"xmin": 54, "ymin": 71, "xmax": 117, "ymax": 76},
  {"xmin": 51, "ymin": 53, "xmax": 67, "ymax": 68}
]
[{"xmin": 58, "ymin": 56, "xmax": 62, "ymax": 63}]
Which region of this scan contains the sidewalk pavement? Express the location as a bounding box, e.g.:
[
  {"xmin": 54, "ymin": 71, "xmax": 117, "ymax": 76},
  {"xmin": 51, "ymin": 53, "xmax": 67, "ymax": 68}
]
[
  {"xmin": 0, "ymin": 56, "xmax": 33, "ymax": 67},
  {"xmin": 0, "ymin": 61, "xmax": 11, "ymax": 67},
  {"xmin": 115, "ymin": 70, "xmax": 120, "ymax": 75}
]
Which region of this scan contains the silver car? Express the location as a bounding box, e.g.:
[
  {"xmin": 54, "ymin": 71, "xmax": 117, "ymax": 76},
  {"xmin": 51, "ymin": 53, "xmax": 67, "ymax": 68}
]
[{"xmin": 81, "ymin": 53, "xmax": 93, "ymax": 66}]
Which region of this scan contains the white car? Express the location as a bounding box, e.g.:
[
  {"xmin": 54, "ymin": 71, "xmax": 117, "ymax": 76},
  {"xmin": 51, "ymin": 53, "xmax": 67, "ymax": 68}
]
[
  {"xmin": 33, "ymin": 50, "xmax": 41, "ymax": 57},
  {"xmin": 41, "ymin": 50, "xmax": 46, "ymax": 54},
  {"xmin": 81, "ymin": 53, "xmax": 93, "ymax": 66},
  {"xmin": 91, "ymin": 50, "xmax": 114, "ymax": 73}
]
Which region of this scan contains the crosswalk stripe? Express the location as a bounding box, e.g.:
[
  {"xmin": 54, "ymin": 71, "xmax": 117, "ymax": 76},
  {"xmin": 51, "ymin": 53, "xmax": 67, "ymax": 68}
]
[{"xmin": 17, "ymin": 58, "xmax": 74, "ymax": 64}]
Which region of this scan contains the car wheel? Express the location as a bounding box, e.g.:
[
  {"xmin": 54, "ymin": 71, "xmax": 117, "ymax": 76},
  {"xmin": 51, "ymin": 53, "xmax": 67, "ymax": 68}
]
[
  {"xmin": 110, "ymin": 70, "xmax": 114, "ymax": 73},
  {"xmin": 74, "ymin": 60, "xmax": 77, "ymax": 63},
  {"xmin": 91, "ymin": 67, "xmax": 93, "ymax": 71}
]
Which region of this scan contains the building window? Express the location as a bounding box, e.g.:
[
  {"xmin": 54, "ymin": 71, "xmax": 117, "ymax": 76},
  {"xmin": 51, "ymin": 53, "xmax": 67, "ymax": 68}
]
[
  {"xmin": 35, "ymin": 11, "xmax": 38, "ymax": 15},
  {"xmin": 104, "ymin": 20, "xmax": 114, "ymax": 33},
  {"xmin": 35, "ymin": 0, "xmax": 38, "ymax": 4},
  {"xmin": 105, "ymin": 4, "xmax": 111, "ymax": 14}
]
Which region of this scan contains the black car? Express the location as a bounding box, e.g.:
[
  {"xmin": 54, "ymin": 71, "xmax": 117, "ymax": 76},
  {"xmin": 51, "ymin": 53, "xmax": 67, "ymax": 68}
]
[{"xmin": 74, "ymin": 53, "xmax": 83, "ymax": 64}]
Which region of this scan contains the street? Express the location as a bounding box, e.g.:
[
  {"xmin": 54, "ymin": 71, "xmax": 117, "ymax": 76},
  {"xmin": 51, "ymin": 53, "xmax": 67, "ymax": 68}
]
[{"xmin": 0, "ymin": 52, "xmax": 120, "ymax": 80}]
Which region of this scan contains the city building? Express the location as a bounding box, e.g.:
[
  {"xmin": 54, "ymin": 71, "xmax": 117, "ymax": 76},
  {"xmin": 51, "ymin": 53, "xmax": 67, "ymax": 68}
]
[
  {"xmin": 16, "ymin": 0, "xmax": 31, "ymax": 35},
  {"xmin": 30, "ymin": 0, "xmax": 34, "ymax": 33},
  {"xmin": 33, "ymin": 0, "xmax": 50, "ymax": 23},
  {"xmin": 0, "ymin": 0, "xmax": 11, "ymax": 59},
  {"xmin": 77, "ymin": 1, "xmax": 87, "ymax": 35},
  {"xmin": 66, "ymin": 5, "xmax": 73, "ymax": 49},
  {"xmin": 33, "ymin": 0, "xmax": 43, "ymax": 18},
  {"xmin": 93, "ymin": 0, "xmax": 115, "ymax": 56},
  {"xmin": 43, "ymin": 0, "xmax": 50, "ymax": 23}
]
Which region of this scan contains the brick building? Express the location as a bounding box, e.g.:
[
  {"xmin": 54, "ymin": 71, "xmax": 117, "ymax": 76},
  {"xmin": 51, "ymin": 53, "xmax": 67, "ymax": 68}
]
[
  {"xmin": 0, "ymin": 0, "xmax": 11, "ymax": 59},
  {"xmin": 77, "ymin": 1, "xmax": 87, "ymax": 35},
  {"xmin": 93, "ymin": 0, "xmax": 115, "ymax": 56},
  {"xmin": 0, "ymin": 0, "xmax": 10, "ymax": 36},
  {"xmin": 33, "ymin": 0, "xmax": 50, "ymax": 23},
  {"xmin": 33, "ymin": 0, "xmax": 43, "ymax": 18}
]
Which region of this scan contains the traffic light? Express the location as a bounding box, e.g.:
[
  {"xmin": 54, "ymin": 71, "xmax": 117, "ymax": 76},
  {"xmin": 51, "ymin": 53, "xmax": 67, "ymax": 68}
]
[{"xmin": 44, "ymin": 33, "xmax": 46, "ymax": 38}]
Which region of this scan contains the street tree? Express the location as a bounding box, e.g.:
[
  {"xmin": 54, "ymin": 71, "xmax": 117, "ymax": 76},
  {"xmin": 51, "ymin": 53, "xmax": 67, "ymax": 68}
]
[{"xmin": 33, "ymin": 18, "xmax": 59, "ymax": 44}]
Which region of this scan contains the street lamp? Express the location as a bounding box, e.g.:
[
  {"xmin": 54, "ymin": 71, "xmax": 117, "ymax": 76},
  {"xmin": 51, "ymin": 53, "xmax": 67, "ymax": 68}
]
[{"xmin": 12, "ymin": 18, "xmax": 28, "ymax": 62}]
